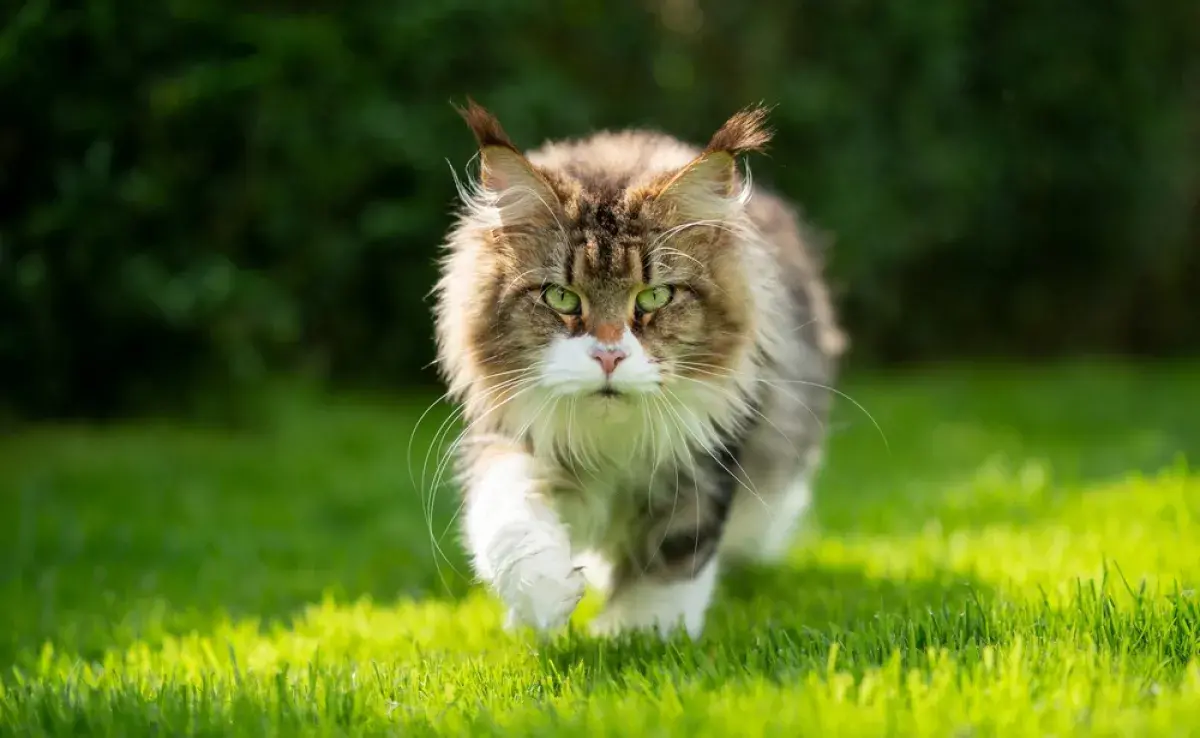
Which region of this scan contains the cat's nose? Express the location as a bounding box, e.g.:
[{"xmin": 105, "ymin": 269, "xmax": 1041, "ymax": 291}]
[{"xmin": 589, "ymin": 346, "xmax": 627, "ymax": 376}]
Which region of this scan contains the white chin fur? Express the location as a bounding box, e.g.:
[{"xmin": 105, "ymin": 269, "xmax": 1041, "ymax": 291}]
[{"xmin": 498, "ymin": 329, "xmax": 748, "ymax": 472}]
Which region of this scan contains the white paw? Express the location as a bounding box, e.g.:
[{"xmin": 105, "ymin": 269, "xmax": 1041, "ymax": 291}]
[
  {"xmin": 588, "ymin": 560, "xmax": 718, "ymax": 639},
  {"xmin": 589, "ymin": 606, "xmax": 696, "ymax": 639},
  {"xmin": 588, "ymin": 609, "xmax": 687, "ymax": 639},
  {"xmin": 490, "ymin": 525, "xmax": 585, "ymax": 632},
  {"xmin": 502, "ymin": 555, "xmax": 585, "ymax": 632}
]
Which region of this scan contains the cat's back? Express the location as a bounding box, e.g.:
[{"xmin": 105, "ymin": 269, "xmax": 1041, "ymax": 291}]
[{"xmin": 746, "ymin": 187, "xmax": 846, "ymax": 360}]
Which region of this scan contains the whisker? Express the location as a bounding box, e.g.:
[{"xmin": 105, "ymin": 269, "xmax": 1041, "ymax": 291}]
[
  {"xmin": 422, "ymin": 375, "xmax": 542, "ymax": 586},
  {"xmin": 427, "ymin": 377, "xmax": 540, "ymax": 494},
  {"xmin": 669, "ymin": 359, "xmax": 885, "ymax": 451},
  {"xmin": 641, "ymin": 393, "xmax": 690, "ymax": 577},
  {"xmin": 425, "ymin": 383, "xmax": 543, "ymax": 583},
  {"xmin": 409, "ymin": 362, "xmax": 537, "ymax": 489},
  {"xmin": 649, "ymin": 219, "xmax": 740, "ymax": 251},
  {"xmin": 664, "ymin": 386, "xmax": 770, "ymax": 512},
  {"xmin": 566, "ymin": 395, "xmax": 578, "ymax": 468},
  {"xmin": 670, "ymin": 361, "xmax": 827, "ymax": 437},
  {"xmin": 779, "ymin": 378, "xmax": 889, "ymax": 452},
  {"xmin": 501, "ymin": 268, "xmax": 544, "ymax": 297},
  {"xmin": 434, "ymin": 389, "xmax": 561, "ymax": 555},
  {"xmin": 671, "ymin": 372, "xmax": 808, "ymax": 462},
  {"xmin": 500, "ymin": 184, "xmax": 570, "ymax": 243},
  {"xmin": 652, "ymin": 246, "xmax": 707, "ymax": 272},
  {"xmin": 421, "ymin": 371, "xmax": 534, "ymax": 492},
  {"xmin": 659, "ymin": 386, "xmax": 767, "ymax": 510},
  {"xmin": 407, "ymin": 388, "xmax": 456, "ymax": 492}
]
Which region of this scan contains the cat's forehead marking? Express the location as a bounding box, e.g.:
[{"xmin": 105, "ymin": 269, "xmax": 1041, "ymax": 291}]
[{"xmin": 569, "ymin": 189, "xmax": 647, "ymax": 283}]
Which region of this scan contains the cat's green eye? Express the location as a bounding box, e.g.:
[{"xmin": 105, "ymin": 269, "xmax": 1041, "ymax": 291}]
[
  {"xmin": 635, "ymin": 285, "xmax": 675, "ymax": 313},
  {"xmin": 542, "ymin": 284, "xmax": 582, "ymax": 315}
]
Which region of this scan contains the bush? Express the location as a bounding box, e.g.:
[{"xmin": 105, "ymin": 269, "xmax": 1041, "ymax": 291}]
[{"xmin": 2, "ymin": 0, "xmax": 1197, "ymax": 418}]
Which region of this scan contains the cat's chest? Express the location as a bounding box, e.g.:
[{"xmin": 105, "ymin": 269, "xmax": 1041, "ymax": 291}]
[{"xmin": 548, "ymin": 463, "xmax": 663, "ymax": 552}]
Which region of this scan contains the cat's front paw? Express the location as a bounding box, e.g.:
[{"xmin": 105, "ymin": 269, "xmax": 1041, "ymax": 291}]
[{"xmin": 490, "ymin": 526, "xmax": 585, "ymax": 632}]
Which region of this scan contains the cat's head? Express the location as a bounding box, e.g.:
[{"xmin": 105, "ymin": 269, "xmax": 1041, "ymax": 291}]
[{"xmin": 435, "ymin": 101, "xmax": 775, "ymax": 465}]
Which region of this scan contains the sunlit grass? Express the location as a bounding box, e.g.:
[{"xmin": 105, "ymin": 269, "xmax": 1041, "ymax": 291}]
[{"xmin": 2, "ymin": 362, "xmax": 1199, "ymax": 735}]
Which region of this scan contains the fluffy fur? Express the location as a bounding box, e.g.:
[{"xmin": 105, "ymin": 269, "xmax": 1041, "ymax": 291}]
[{"xmin": 433, "ymin": 100, "xmax": 845, "ymax": 638}]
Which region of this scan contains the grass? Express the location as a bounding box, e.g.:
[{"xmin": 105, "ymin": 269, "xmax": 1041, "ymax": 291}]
[{"xmin": 2, "ymin": 360, "xmax": 1199, "ymax": 736}]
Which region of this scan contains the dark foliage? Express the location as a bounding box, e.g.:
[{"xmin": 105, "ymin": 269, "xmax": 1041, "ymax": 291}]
[{"xmin": 2, "ymin": 0, "xmax": 1197, "ymax": 417}]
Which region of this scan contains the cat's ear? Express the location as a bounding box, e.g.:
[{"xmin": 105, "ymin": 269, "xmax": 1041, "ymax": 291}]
[
  {"xmin": 655, "ymin": 105, "xmax": 773, "ymax": 217},
  {"xmin": 456, "ymin": 99, "xmax": 560, "ymax": 222}
]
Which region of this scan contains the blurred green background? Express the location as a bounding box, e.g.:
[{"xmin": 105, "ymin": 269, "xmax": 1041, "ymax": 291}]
[{"xmin": 2, "ymin": 0, "xmax": 1198, "ymax": 419}]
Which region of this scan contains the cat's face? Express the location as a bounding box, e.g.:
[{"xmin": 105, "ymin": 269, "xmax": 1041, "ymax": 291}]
[
  {"xmin": 437, "ymin": 103, "xmax": 772, "ymax": 462},
  {"xmin": 474, "ymin": 190, "xmax": 752, "ymax": 404}
]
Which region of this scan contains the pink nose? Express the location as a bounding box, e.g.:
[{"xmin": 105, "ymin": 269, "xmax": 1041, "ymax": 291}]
[{"xmin": 589, "ymin": 346, "xmax": 627, "ymax": 376}]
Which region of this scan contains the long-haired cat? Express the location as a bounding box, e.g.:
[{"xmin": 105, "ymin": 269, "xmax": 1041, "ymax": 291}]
[{"xmin": 433, "ymin": 100, "xmax": 845, "ymax": 638}]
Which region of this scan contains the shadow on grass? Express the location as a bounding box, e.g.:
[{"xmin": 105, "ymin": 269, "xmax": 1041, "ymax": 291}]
[
  {"xmin": 540, "ymin": 561, "xmax": 1000, "ymax": 686},
  {"xmin": 539, "ymin": 560, "xmax": 1200, "ymax": 688}
]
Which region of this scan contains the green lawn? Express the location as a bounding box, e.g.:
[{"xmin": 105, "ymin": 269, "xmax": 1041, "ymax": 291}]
[{"xmin": 2, "ymin": 362, "xmax": 1199, "ymax": 736}]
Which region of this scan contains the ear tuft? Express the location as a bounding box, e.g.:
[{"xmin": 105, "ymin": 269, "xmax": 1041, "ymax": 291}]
[
  {"xmin": 455, "ymin": 97, "xmax": 518, "ymax": 151},
  {"xmin": 452, "ymin": 99, "xmax": 561, "ymax": 224},
  {"xmin": 654, "ymin": 105, "xmax": 774, "ymax": 219},
  {"xmin": 704, "ymin": 104, "xmax": 773, "ymax": 157}
]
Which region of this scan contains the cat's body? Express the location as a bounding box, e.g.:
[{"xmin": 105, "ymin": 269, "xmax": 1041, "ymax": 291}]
[{"xmin": 434, "ymin": 102, "xmax": 844, "ymax": 637}]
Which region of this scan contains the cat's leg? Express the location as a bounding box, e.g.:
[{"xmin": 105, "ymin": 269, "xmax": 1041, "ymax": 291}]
[
  {"xmin": 720, "ymin": 436, "xmax": 826, "ymax": 563},
  {"xmin": 590, "ymin": 478, "xmax": 728, "ymax": 639},
  {"xmin": 720, "ymin": 471, "xmax": 813, "ymax": 563},
  {"xmin": 462, "ymin": 445, "xmax": 584, "ymax": 632},
  {"xmin": 589, "ymin": 558, "xmax": 719, "ymax": 639}
]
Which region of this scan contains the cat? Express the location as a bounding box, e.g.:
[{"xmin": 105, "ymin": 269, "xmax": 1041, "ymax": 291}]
[{"xmin": 433, "ymin": 100, "xmax": 845, "ymax": 638}]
